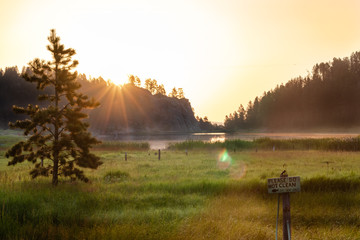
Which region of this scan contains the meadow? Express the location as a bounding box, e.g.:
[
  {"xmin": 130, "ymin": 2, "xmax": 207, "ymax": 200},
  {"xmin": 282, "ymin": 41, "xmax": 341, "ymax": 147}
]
[{"xmin": 0, "ymin": 135, "xmax": 359, "ymax": 239}]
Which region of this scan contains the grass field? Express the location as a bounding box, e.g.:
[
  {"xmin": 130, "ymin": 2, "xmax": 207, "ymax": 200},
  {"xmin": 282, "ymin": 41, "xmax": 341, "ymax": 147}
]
[{"xmin": 0, "ymin": 136, "xmax": 360, "ymax": 239}]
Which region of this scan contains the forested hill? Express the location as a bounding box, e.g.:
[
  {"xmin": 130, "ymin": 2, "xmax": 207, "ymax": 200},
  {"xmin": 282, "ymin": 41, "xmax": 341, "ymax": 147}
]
[
  {"xmin": 225, "ymin": 51, "xmax": 360, "ymax": 131},
  {"xmin": 0, "ymin": 67, "xmax": 200, "ymax": 133}
]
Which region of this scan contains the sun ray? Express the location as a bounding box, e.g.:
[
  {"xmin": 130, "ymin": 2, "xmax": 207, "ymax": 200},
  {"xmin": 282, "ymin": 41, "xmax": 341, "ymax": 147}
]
[
  {"xmin": 103, "ymin": 85, "xmax": 117, "ymax": 130},
  {"xmin": 121, "ymin": 86, "xmax": 150, "ymax": 122}
]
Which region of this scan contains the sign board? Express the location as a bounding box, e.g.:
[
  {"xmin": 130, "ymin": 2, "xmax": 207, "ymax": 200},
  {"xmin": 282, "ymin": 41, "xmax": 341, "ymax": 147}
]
[{"xmin": 267, "ymin": 176, "xmax": 301, "ymax": 194}]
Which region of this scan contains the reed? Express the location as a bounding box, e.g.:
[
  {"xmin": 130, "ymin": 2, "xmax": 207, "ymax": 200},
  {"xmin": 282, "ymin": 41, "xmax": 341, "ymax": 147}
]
[
  {"xmin": 168, "ymin": 136, "xmax": 360, "ymax": 152},
  {"xmin": 94, "ymin": 141, "xmax": 150, "ymax": 151}
]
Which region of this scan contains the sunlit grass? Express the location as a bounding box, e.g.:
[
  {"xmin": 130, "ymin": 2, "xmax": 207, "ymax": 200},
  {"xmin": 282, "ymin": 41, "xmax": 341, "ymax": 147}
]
[
  {"xmin": 172, "ymin": 151, "xmax": 360, "ymax": 240},
  {"xmin": 0, "ymin": 137, "xmax": 360, "ymax": 239},
  {"xmin": 169, "ymin": 136, "xmax": 360, "ymax": 152},
  {"xmin": 0, "ymin": 148, "xmax": 228, "ymax": 239}
]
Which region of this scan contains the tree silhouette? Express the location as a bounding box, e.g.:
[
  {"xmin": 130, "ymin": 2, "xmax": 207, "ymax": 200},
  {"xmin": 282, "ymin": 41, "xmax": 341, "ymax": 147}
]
[
  {"xmin": 128, "ymin": 74, "xmax": 141, "ymax": 87},
  {"xmin": 134, "ymin": 76, "xmax": 141, "ymax": 87},
  {"xmin": 169, "ymin": 87, "xmax": 178, "ymax": 98},
  {"xmin": 169, "ymin": 87, "xmax": 185, "ymax": 99},
  {"xmin": 145, "ymin": 78, "xmax": 158, "ymax": 94},
  {"xmin": 6, "ymin": 29, "xmax": 102, "ymax": 186},
  {"xmin": 177, "ymin": 88, "xmax": 184, "ymax": 99},
  {"xmin": 155, "ymin": 84, "xmax": 166, "ymax": 95},
  {"xmin": 128, "ymin": 75, "xmax": 136, "ymax": 85}
]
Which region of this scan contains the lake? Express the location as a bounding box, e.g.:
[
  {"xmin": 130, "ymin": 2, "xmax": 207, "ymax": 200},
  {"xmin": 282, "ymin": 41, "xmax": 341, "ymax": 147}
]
[{"xmin": 99, "ymin": 132, "xmax": 360, "ymax": 149}]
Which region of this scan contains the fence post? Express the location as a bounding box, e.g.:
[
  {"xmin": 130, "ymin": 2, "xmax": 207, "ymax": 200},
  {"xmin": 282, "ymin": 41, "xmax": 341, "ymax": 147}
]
[
  {"xmin": 125, "ymin": 152, "xmax": 127, "ymax": 161},
  {"xmin": 158, "ymin": 149, "xmax": 161, "ymax": 160}
]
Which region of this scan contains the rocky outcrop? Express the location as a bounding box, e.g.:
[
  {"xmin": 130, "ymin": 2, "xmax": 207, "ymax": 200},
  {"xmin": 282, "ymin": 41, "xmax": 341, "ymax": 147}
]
[
  {"xmin": 0, "ymin": 69, "xmax": 200, "ymax": 133},
  {"xmin": 86, "ymin": 84, "xmax": 200, "ymax": 133}
]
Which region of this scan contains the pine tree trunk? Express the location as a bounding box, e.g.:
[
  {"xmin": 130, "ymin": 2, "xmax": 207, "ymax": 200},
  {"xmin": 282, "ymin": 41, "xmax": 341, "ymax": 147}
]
[
  {"xmin": 52, "ymin": 152, "xmax": 59, "ymax": 186},
  {"xmin": 52, "ymin": 64, "xmax": 59, "ymax": 186}
]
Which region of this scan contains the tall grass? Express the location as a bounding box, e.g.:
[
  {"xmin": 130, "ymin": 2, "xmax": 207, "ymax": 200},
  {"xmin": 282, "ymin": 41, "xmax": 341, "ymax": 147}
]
[
  {"xmin": 254, "ymin": 136, "xmax": 360, "ymax": 151},
  {"xmin": 0, "ymin": 149, "xmax": 228, "ymax": 239},
  {"xmin": 94, "ymin": 141, "xmax": 150, "ymax": 151},
  {"xmin": 168, "ymin": 136, "xmax": 360, "ymax": 152},
  {"xmin": 1, "ymin": 136, "xmax": 360, "ymax": 239},
  {"xmin": 172, "ymin": 151, "xmax": 360, "ymax": 240}
]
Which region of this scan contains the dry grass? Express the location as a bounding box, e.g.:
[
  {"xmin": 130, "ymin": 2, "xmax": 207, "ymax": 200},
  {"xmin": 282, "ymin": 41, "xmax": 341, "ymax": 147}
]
[{"xmin": 172, "ymin": 151, "xmax": 360, "ymax": 240}]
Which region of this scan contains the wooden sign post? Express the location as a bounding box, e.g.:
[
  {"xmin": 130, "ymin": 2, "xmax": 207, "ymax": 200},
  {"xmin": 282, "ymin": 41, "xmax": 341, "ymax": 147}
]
[
  {"xmin": 268, "ymin": 171, "xmax": 300, "ymax": 240},
  {"xmin": 281, "ymin": 172, "xmax": 291, "ymax": 240}
]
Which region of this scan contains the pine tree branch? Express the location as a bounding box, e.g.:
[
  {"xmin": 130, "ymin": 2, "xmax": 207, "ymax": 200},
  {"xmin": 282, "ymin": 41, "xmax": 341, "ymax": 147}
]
[
  {"xmin": 42, "ymin": 126, "xmax": 55, "ymax": 138},
  {"xmin": 58, "ymin": 127, "xmax": 66, "ymax": 136},
  {"xmin": 60, "ymin": 103, "xmax": 71, "ymax": 114}
]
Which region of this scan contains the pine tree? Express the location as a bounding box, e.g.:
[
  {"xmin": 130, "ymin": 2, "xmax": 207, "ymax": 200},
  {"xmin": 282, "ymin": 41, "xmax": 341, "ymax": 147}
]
[
  {"xmin": 169, "ymin": 87, "xmax": 178, "ymax": 98},
  {"xmin": 6, "ymin": 29, "xmax": 102, "ymax": 186}
]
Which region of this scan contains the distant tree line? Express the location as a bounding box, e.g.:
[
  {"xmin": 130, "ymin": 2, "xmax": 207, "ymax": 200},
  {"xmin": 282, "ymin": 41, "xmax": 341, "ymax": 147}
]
[
  {"xmin": 0, "ymin": 67, "xmax": 53, "ymax": 128},
  {"xmin": 127, "ymin": 74, "xmax": 184, "ymax": 99},
  {"xmin": 196, "ymin": 116, "xmax": 224, "ymax": 132},
  {"xmin": 225, "ymin": 51, "xmax": 360, "ymax": 131}
]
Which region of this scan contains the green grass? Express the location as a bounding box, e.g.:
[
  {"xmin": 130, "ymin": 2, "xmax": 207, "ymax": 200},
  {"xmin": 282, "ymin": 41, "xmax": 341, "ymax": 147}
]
[
  {"xmin": 169, "ymin": 136, "xmax": 360, "ymax": 152},
  {"xmin": 0, "ymin": 148, "xmax": 228, "ymax": 239},
  {"xmin": 0, "ymin": 135, "xmax": 24, "ymax": 150},
  {"xmin": 1, "ymin": 136, "xmax": 360, "ymax": 239}
]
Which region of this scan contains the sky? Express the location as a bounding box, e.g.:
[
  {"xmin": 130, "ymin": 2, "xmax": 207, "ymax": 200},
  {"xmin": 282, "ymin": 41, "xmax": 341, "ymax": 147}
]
[{"xmin": 1, "ymin": 0, "xmax": 360, "ymax": 122}]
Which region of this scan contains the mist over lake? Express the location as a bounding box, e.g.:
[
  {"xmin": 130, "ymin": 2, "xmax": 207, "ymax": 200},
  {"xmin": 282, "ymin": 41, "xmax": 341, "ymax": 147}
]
[{"xmin": 98, "ymin": 132, "xmax": 360, "ymax": 149}]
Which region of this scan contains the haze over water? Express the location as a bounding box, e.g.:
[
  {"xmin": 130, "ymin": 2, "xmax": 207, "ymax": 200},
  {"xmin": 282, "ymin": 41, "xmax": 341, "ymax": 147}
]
[{"xmin": 101, "ymin": 132, "xmax": 360, "ymax": 149}]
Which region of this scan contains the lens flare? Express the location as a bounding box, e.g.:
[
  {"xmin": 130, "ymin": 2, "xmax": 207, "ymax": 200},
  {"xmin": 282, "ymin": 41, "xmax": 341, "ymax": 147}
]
[{"xmin": 217, "ymin": 149, "xmax": 232, "ymax": 169}]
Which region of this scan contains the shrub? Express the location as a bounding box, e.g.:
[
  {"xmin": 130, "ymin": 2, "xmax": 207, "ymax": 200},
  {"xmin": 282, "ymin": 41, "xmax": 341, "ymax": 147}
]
[{"xmin": 104, "ymin": 171, "xmax": 130, "ymax": 183}]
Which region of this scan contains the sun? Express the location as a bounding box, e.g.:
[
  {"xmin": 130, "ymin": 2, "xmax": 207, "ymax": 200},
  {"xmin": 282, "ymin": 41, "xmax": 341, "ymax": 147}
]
[{"xmin": 77, "ymin": 62, "xmax": 129, "ymax": 86}]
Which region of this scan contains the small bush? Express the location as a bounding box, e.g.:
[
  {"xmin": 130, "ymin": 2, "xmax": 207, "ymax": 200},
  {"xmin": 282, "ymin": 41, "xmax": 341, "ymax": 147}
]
[{"xmin": 104, "ymin": 171, "xmax": 130, "ymax": 183}]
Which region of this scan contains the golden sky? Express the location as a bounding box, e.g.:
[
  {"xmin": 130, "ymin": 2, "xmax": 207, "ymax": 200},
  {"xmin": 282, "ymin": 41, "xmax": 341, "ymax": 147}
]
[{"xmin": 1, "ymin": 0, "xmax": 360, "ymax": 122}]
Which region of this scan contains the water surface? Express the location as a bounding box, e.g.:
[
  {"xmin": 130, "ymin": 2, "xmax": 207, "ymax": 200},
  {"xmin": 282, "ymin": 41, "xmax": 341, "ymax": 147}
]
[{"xmin": 100, "ymin": 132, "xmax": 359, "ymax": 149}]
